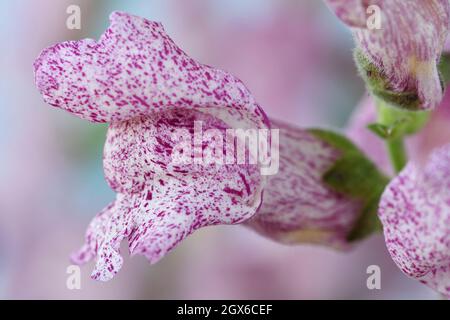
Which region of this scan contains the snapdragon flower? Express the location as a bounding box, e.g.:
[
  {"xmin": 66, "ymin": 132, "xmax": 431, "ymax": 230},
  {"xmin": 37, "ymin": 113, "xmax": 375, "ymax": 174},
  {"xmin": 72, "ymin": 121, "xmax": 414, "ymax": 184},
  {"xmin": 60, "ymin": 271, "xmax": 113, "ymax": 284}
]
[
  {"xmin": 326, "ymin": 0, "xmax": 450, "ymax": 110},
  {"xmin": 379, "ymin": 145, "xmax": 450, "ymax": 298},
  {"xmin": 34, "ymin": 11, "xmax": 269, "ymax": 281}
]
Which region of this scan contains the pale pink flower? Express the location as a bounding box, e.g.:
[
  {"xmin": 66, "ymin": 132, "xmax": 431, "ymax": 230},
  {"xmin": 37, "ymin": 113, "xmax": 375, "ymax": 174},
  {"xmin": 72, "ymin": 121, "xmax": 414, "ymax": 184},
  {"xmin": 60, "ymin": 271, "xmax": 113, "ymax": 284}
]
[
  {"xmin": 34, "ymin": 11, "xmax": 268, "ymax": 281},
  {"xmin": 378, "ymin": 145, "xmax": 450, "ymax": 297},
  {"xmin": 326, "ymin": 0, "xmax": 450, "ymax": 109}
]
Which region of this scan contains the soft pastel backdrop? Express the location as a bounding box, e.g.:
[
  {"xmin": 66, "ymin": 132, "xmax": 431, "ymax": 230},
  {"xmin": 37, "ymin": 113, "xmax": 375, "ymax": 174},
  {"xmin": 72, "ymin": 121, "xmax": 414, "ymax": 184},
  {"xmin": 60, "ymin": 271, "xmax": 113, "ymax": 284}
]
[{"xmin": 0, "ymin": 0, "xmax": 437, "ymax": 299}]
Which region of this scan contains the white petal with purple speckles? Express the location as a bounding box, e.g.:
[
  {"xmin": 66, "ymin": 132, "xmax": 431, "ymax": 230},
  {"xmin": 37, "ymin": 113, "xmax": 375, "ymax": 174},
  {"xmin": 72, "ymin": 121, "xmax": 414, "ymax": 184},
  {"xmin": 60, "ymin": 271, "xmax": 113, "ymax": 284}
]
[
  {"xmin": 33, "ymin": 11, "xmax": 269, "ymax": 281},
  {"xmin": 33, "ymin": 11, "xmax": 268, "ymax": 130},
  {"xmin": 70, "ymin": 108, "xmax": 264, "ymax": 281},
  {"xmin": 379, "ymin": 145, "xmax": 450, "ymax": 297}
]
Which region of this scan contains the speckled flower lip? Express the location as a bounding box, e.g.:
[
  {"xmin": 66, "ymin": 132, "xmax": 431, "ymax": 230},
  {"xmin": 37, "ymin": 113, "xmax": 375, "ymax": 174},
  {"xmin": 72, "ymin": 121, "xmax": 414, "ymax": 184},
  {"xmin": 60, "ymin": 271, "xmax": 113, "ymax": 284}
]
[
  {"xmin": 379, "ymin": 144, "xmax": 450, "ymax": 298},
  {"xmin": 33, "ymin": 11, "xmax": 269, "ymax": 130},
  {"xmin": 326, "ymin": 0, "xmax": 450, "ymax": 110}
]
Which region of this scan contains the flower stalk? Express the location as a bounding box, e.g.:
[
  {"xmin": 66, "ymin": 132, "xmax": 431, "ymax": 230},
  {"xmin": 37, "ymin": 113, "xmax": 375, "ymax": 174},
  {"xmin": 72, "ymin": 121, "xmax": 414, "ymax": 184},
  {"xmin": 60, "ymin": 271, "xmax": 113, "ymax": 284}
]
[
  {"xmin": 375, "ymin": 99, "xmax": 408, "ymax": 174},
  {"xmin": 385, "ymin": 137, "xmax": 407, "ymax": 174},
  {"xmin": 371, "ymin": 98, "xmax": 431, "ymax": 174}
]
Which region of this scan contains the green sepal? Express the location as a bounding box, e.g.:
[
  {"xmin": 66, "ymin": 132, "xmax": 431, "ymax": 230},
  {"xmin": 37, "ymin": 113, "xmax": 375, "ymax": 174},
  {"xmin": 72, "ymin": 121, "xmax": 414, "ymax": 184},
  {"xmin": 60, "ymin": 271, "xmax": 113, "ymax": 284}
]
[
  {"xmin": 355, "ymin": 49, "xmax": 449, "ymax": 111},
  {"xmin": 367, "ymin": 123, "xmax": 397, "ymax": 140},
  {"xmin": 371, "ymin": 98, "xmax": 430, "ymax": 140},
  {"xmin": 322, "ymin": 153, "xmax": 387, "ymax": 199},
  {"xmin": 354, "ymin": 49, "xmax": 422, "ymax": 111},
  {"xmin": 438, "ymin": 52, "xmax": 450, "ymax": 87},
  {"xmin": 309, "ymin": 129, "xmax": 390, "ymax": 242}
]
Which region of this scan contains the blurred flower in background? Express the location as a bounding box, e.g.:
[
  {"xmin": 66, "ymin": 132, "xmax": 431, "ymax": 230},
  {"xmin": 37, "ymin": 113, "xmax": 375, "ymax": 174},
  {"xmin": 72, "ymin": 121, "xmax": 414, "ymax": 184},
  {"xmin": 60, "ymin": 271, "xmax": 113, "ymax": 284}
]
[{"xmin": 0, "ymin": 0, "xmax": 439, "ymax": 298}]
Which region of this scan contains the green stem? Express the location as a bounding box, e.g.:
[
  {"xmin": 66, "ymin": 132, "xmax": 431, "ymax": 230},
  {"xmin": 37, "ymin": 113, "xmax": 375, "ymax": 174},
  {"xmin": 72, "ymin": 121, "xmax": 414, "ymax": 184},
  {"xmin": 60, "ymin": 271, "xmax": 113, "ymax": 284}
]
[
  {"xmin": 386, "ymin": 138, "xmax": 407, "ymax": 174},
  {"xmin": 375, "ymin": 98, "xmax": 410, "ymax": 174}
]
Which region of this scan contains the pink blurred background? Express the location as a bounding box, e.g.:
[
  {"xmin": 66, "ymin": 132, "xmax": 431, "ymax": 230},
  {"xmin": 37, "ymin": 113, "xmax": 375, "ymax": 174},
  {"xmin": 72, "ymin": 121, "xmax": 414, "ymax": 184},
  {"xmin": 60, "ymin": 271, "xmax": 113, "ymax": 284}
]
[{"xmin": 0, "ymin": 0, "xmax": 438, "ymax": 299}]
